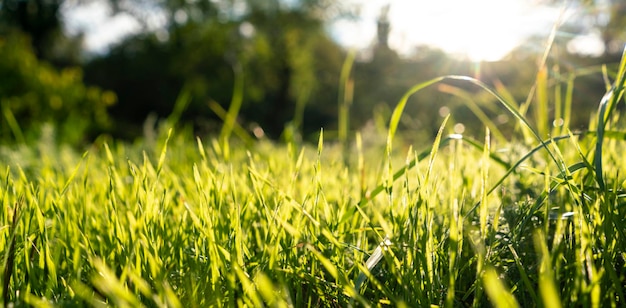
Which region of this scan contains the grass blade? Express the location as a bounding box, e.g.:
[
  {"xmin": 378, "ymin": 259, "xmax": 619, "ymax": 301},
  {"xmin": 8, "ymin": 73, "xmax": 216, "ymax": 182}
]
[
  {"xmin": 1, "ymin": 102, "xmax": 25, "ymax": 144},
  {"xmin": 2, "ymin": 199, "xmax": 21, "ymax": 305},
  {"xmin": 220, "ymin": 62, "xmax": 245, "ymax": 142},
  {"xmin": 483, "ymin": 267, "xmax": 520, "ymax": 308},
  {"xmin": 533, "ymin": 231, "xmax": 562, "ymax": 308},
  {"xmin": 354, "ymin": 236, "xmax": 392, "ymax": 293},
  {"xmin": 338, "ymin": 49, "xmax": 356, "ymax": 162},
  {"xmin": 156, "ymin": 128, "xmax": 172, "ymax": 176},
  {"xmin": 594, "ymin": 46, "xmax": 626, "ymax": 190}
]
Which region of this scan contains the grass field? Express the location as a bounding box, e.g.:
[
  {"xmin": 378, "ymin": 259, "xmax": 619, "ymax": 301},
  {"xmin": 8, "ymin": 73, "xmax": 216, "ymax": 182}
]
[{"xmin": 2, "ymin": 49, "xmax": 626, "ymax": 307}]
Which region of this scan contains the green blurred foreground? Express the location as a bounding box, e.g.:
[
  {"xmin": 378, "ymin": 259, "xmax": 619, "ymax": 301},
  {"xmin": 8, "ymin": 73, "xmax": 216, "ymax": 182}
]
[{"xmin": 2, "ymin": 63, "xmax": 626, "ymax": 306}]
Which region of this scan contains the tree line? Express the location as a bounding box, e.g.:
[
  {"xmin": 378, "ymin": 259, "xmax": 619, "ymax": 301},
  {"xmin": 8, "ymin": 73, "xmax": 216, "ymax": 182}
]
[{"xmin": 1, "ymin": 0, "xmax": 624, "ymax": 145}]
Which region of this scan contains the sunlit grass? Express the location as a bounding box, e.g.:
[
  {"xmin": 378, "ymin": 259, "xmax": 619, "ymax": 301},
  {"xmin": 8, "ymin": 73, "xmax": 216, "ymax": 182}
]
[{"xmin": 1, "ymin": 49, "xmax": 626, "ymax": 307}]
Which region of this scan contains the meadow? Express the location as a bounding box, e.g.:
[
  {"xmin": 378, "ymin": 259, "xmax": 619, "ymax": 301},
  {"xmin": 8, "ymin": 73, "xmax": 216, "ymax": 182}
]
[{"xmin": 1, "ymin": 47, "xmax": 626, "ymax": 307}]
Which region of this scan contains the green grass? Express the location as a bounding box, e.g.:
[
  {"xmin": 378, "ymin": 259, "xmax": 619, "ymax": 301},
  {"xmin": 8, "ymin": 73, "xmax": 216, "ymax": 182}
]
[{"xmin": 1, "ymin": 49, "xmax": 626, "ymax": 307}]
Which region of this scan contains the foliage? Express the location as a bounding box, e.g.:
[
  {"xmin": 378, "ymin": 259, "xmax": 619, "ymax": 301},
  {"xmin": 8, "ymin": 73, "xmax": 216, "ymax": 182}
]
[
  {"xmin": 0, "ymin": 0, "xmax": 62, "ymax": 58},
  {"xmin": 543, "ymin": 0, "xmax": 626, "ymax": 56},
  {"xmin": 83, "ymin": 1, "xmax": 344, "ymax": 140},
  {"xmin": 0, "ymin": 33, "xmax": 115, "ymax": 144},
  {"xmin": 0, "ymin": 0, "xmax": 82, "ymax": 66},
  {"xmin": 2, "ymin": 0, "xmax": 626, "ymax": 144}
]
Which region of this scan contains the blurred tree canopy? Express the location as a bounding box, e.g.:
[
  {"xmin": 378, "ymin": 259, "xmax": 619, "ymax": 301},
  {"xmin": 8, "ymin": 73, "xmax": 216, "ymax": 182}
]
[
  {"xmin": 0, "ymin": 33, "xmax": 115, "ymax": 144},
  {"xmin": 1, "ymin": 0, "xmax": 625, "ymax": 144},
  {"xmin": 0, "ymin": 0, "xmax": 83, "ymax": 66},
  {"xmin": 542, "ymin": 0, "xmax": 626, "ymax": 56},
  {"xmin": 82, "ymin": 0, "xmax": 347, "ymax": 139},
  {"xmin": 0, "ymin": 0, "xmax": 113, "ymax": 144}
]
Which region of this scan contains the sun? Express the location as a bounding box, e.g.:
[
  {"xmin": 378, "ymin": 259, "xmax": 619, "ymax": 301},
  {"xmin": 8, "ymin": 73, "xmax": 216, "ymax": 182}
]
[{"xmin": 384, "ymin": 0, "xmax": 559, "ymax": 61}]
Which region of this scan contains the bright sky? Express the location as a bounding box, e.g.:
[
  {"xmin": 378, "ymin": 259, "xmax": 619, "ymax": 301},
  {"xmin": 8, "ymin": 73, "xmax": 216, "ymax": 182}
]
[
  {"xmin": 64, "ymin": 0, "xmax": 606, "ymax": 61},
  {"xmin": 63, "ymin": 1, "xmax": 142, "ymax": 52},
  {"xmin": 333, "ymin": 0, "xmax": 573, "ymax": 61}
]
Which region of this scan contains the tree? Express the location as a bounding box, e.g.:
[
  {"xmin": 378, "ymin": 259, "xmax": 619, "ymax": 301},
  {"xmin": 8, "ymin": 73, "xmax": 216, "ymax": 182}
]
[
  {"xmin": 541, "ymin": 0, "xmax": 626, "ymax": 56},
  {"xmin": 0, "ymin": 33, "xmax": 115, "ymax": 144},
  {"xmin": 600, "ymin": 0, "xmax": 626, "ymax": 55},
  {"xmin": 80, "ymin": 0, "xmax": 347, "ymax": 140},
  {"xmin": 0, "ymin": 0, "xmax": 83, "ymax": 66}
]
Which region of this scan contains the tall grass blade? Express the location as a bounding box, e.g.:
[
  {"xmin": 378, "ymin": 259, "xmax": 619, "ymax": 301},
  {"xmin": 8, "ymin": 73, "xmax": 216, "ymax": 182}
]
[
  {"xmin": 156, "ymin": 128, "xmax": 172, "ymax": 176},
  {"xmin": 507, "ymin": 245, "xmax": 539, "ymax": 303},
  {"xmin": 517, "ymin": 7, "xmax": 564, "ymax": 140},
  {"xmin": 387, "ymin": 76, "xmax": 446, "ymax": 150},
  {"xmin": 338, "ymin": 49, "xmax": 356, "ymax": 162},
  {"xmin": 220, "ymin": 62, "xmax": 245, "ymax": 142},
  {"xmin": 166, "ymin": 84, "xmax": 192, "ymax": 128},
  {"xmin": 563, "ymin": 75, "xmax": 575, "ymax": 130},
  {"xmin": 1, "ymin": 102, "xmax": 25, "ymax": 144},
  {"xmin": 594, "ymin": 46, "xmax": 626, "ymax": 189},
  {"xmin": 2, "ymin": 199, "xmax": 21, "ymax": 306},
  {"xmin": 483, "ymin": 267, "xmax": 520, "ymax": 308},
  {"xmin": 424, "ymin": 115, "xmax": 450, "ymax": 188},
  {"xmin": 60, "ymin": 153, "xmax": 87, "ymax": 196},
  {"xmin": 306, "ymin": 244, "xmax": 339, "ymax": 281},
  {"xmin": 207, "ymin": 100, "xmax": 255, "ymax": 146},
  {"xmin": 479, "ymin": 128, "xmax": 490, "ymax": 239},
  {"xmin": 90, "ymin": 258, "xmax": 142, "ymax": 307},
  {"xmin": 535, "ymin": 66, "xmax": 549, "ymax": 137},
  {"xmin": 533, "ymin": 231, "xmax": 562, "ymax": 308},
  {"xmin": 438, "ymin": 84, "xmax": 506, "ymax": 143},
  {"xmin": 552, "ymin": 64, "xmax": 563, "ymax": 136},
  {"xmin": 354, "ymin": 237, "xmax": 392, "ymax": 294}
]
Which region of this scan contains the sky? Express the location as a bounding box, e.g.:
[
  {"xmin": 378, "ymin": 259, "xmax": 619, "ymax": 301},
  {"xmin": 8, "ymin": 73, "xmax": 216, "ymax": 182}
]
[
  {"xmin": 332, "ymin": 0, "xmax": 558, "ymax": 61},
  {"xmin": 63, "ymin": 1, "xmax": 143, "ymax": 52},
  {"xmin": 63, "ymin": 0, "xmax": 607, "ymax": 61}
]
